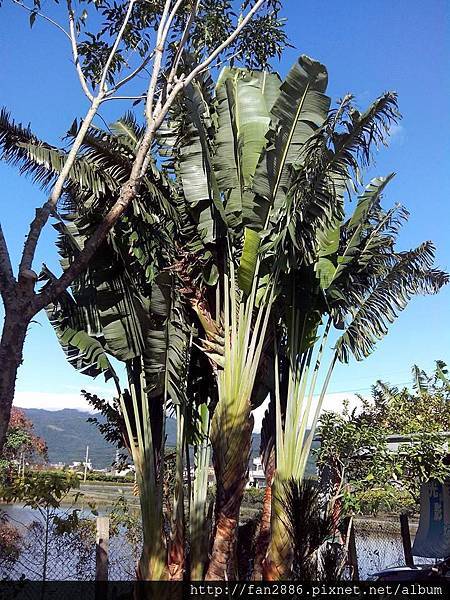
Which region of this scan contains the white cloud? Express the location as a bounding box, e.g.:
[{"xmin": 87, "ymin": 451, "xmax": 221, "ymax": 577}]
[
  {"xmin": 388, "ymin": 123, "xmax": 405, "ymax": 145},
  {"xmin": 14, "ymin": 387, "xmax": 116, "ymax": 412},
  {"xmin": 320, "ymin": 391, "xmax": 364, "ymax": 415},
  {"xmin": 14, "ymin": 389, "xmax": 366, "ymax": 432},
  {"xmin": 252, "ymin": 392, "xmax": 365, "ymax": 433}
]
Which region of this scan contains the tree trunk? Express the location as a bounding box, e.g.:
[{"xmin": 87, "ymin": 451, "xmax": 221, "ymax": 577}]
[
  {"xmin": 205, "ymin": 492, "xmax": 242, "ymax": 580},
  {"xmin": 137, "ymin": 539, "xmax": 167, "ymax": 581},
  {"xmin": 136, "ymin": 484, "xmax": 167, "ymax": 581},
  {"xmin": 205, "ymin": 415, "xmax": 253, "ymax": 580},
  {"xmin": 262, "ymin": 477, "xmax": 293, "ymax": 580},
  {"xmin": 252, "ymin": 476, "xmax": 273, "ymax": 580},
  {"xmin": 0, "ymin": 309, "xmax": 29, "ymax": 450}
]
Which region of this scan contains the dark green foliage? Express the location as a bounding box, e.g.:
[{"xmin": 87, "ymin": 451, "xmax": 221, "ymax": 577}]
[
  {"xmin": 236, "ymin": 517, "xmax": 259, "ymax": 579},
  {"xmin": 317, "ymin": 361, "xmax": 450, "ymax": 515},
  {"xmin": 355, "ymin": 487, "xmax": 417, "ymax": 516},
  {"xmin": 0, "ymin": 470, "xmax": 79, "ymax": 510},
  {"xmin": 14, "ymin": 0, "xmax": 288, "ymax": 87},
  {"xmin": 242, "ymin": 486, "xmax": 265, "ymax": 510},
  {"xmin": 84, "ymin": 391, "xmax": 128, "ymax": 451},
  {"xmin": 276, "ymin": 478, "xmax": 337, "ymax": 580}
]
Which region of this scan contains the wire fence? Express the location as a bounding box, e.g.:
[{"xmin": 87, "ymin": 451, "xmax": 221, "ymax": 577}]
[
  {"xmin": 0, "ymin": 509, "xmax": 440, "ymax": 582},
  {"xmin": 0, "ymin": 509, "xmax": 142, "ymax": 581},
  {"xmin": 354, "ymin": 522, "xmax": 405, "ymax": 579},
  {"xmin": 354, "ymin": 517, "xmax": 437, "ymax": 580}
]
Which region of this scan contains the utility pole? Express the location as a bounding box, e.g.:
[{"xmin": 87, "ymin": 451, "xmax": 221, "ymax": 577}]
[{"xmin": 83, "ymin": 445, "xmax": 89, "ymax": 483}]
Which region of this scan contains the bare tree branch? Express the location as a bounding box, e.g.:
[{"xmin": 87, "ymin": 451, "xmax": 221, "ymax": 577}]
[
  {"xmin": 98, "ymin": 0, "xmax": 138, "ymax": 93},
  {"xmin": 145, "ymin": 0, "xmax": 184, "ymax": 119},
  {"xmin": 67, "ymin": 0, "xmax": 94, "ymax": 102},
  {"xmin": 0, "ymin": 223, "xmax": 15, "ymax": 301},
  {"xmin": 19, "ymin": 98, "xmax": 102, "ymax": 275},
  {"xmin": 108, "ymin": 51, "xmax": 154, "ymax": 94},
  {"xmin": 166, "ymin": 0, "xmax": 199, "ymax": 92},
  {"xmin": 31, "ymin": 0, "xmax": 270, "ymax": 309},
  {"xmin": 102, "ymin": 95, "xmax": 146, "ymax": 102},
  {"xmin": 145, "ymin": 0, "xmax": 175, "ymax": 123},
  {"xmin": 11, "ymin": 0, "xmax": 71, "ymax": 40},
  {"xmin": 18, "ymin": 0, "xmax": 142, "ymax": 276},
  {"xmin": 160, "ymin": 0, "xmax": 185, "ymax": 49}
]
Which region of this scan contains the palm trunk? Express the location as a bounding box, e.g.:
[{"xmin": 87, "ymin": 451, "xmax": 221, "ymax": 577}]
[
  {"xmin": 190, "ymin": 403, "xmax": 211, "ymax": 581},
  {"xmin": 205, "ymin": 414, "xmax": 253, "ymax": 580},
  {"xmin": 120, "ymin": 364, "xmax": 168, "ymax": 581},
  {"xmin": 138, "ymin": 538, "xmax": 167, "ymax": 581},
  {"xmin": 0, "ymin": 309, "xmax": 29, "ymax": 450},
  {"xmin": 263, "ymin": 476, "xmax": 293, "ymax": 580},
  {"xmin": 204, "ymin": 268, "xmax": 273, "ymax": 580}
]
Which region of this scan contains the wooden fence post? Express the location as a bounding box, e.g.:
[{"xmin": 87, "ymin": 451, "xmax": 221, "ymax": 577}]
[
  {"xmin": 96, "ymin": 516, "xmax": 109, "ymax": 581},
  {"xmin": 344, "ymin": 516, "xmax": 360, "ymax": 580},
  {"xmin": 400, "ymin": 513, "xmax": 414, "ymax": 567}
]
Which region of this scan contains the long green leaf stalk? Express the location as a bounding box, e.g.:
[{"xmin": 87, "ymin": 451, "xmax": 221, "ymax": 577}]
[
  {"xmin": 264, "ymin": 311, "xmax": 336, "ymax": 580},
  {"xmin": 206, "ymin": 259, "xmax": 275, "ymax": 580},
  {"xmin": 190, "ymin": 403, "xmax": 212, "ymax": 580},
  {"xmin": 119, "ymin": 359, "xmax": 166, "ymax": 581},
  {"xmin": 168, "ymin": 403, "xmax": 186, "ymax": 580}
]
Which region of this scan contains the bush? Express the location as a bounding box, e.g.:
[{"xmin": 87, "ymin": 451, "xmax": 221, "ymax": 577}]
[
  {"xmin": 242, "ymin": 487, "xmax": 265, "ymax": 510},
  {"xmin": 0, "ymin": 513, "xmax": 22, "ymax": 571},
  {"xmin": 355, "ymin": 487, "xmax": 418, "ymax": 516},
  {"xmin": 83, "ymin": 471, "xmax": 135, "ymax": 483}
]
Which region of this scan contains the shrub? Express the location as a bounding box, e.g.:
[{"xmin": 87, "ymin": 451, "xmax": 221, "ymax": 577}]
[
  {"xmin": 242, "ymin": 487, "xmax": 265, "ymax": 510},
  {"xmin": 355, "ymin": 487, "xmax": 418, "ymax": 516}
]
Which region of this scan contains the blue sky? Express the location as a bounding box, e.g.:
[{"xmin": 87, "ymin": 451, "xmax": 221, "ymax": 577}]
[{"xmin": 0, "ymin": 0, "xmax": 449, "ymax": 423}]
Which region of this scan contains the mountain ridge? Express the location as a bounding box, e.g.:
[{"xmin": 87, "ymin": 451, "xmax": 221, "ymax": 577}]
[
  {"xmin": 21, "ymin": 408, "xmax": 262, "ymax": 469},
  {"xmin": 21, "ymin": 408, "xmax": 315, "ymax": 474}
]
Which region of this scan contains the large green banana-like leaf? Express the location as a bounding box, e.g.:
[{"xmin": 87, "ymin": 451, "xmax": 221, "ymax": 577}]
[
  {"xmin": 56, "ymin": 326, "xmax": 117, "ymax": 382},
  {"xmin": 348, "ymin": 174, "xmax": 395, "ymax": 230},
  {"xmin": 48, "ymin": 214, "xmax": 179, "ymax": 405},
  {"xmin": 0, "ymin": 107, "xmax": 176, "ymax": 220},
  {"xmin": 143, "ymin": 272, "xmax": 191, "ymax": 407},
  {"xmin": 238, "ymin": 227, "xmax": 261, "ymax": 295},
  {"xmin": 314, "ymin": 175, "xmax": 397, "ymax": 292},
  {"xmin": 0, "ymin": 108, "xmax": 116, "ymax": 196},
  {"xmin": 53, "ymin": 213, "xmax": 146, "ymax": 361},
  {"xmin": 47, "ymin": 229, "xmax": 191, "ymax": 410},
  {"xmin": 214, "ymin": 68, "xmax": 281, "ymax": 232},
  {"xmin": 19, "ymin": 140, "xmax": 118, "ymax": 202},
  {"xmin": 334, "ymin": 242, "xmax": 448, "ymax": 362},
  {"xmin": 314, "ymin": 218, "xmax": 341, "ymax": 290},
  {"xmin": 331, "ymin": 174, "xmax": 396, "ymax": 282},
  {"xmin": 175, "ymin": 81, "xmax": 226, "ymax": 245},
  {"xmin": 41, "ymin": 267, "xmax": 118, "ymax": 384},
  {"xmin": 252, "ymin": 55, "xmax": 330, "ymax": 228},
  {"xmin": 109, "ymin": 111, "xmax": 145, "ymax": 150}
]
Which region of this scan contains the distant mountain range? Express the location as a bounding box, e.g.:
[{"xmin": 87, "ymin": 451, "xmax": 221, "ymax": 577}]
[
  {"xmin": 22, "ymin": 408, "xmax": 315, "ymax": 474},
  {"xmin": 23, "ymin": 408, "xmax": 119, "ymax": 469}
]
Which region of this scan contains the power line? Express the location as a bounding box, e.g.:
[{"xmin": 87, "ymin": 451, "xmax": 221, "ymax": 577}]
[{"xmin": 327, "ymin": 380, "xmax": 414, "ymax": 395}]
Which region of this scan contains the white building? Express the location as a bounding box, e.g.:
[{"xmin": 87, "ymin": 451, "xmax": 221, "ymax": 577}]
[
  {"xmin": 70, "ymin": 459, "xmax": 93, "ymax": 471},
  {"xmin": 114, "ymin": 464, "xmax": 136, "ymax": 477},
  {"xmin": 247, "ymin": 457, "xmax": 266, "ymax": 489}
]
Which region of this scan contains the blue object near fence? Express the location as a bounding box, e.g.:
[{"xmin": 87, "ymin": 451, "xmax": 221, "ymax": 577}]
[{"xmin": 412, "ymin": 479, "xmax": 450, "ymax": 558}]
